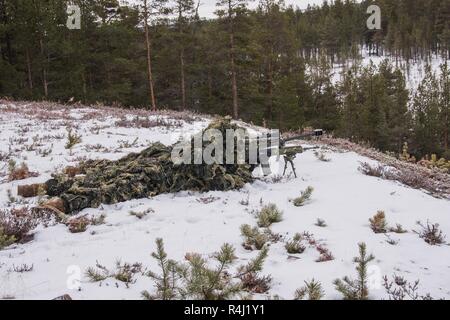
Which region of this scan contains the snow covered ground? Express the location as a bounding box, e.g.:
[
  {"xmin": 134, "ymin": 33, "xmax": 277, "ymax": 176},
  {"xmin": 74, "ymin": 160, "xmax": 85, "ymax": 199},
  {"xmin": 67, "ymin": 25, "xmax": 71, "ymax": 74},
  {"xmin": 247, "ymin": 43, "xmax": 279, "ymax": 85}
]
[{"xmin": 0, "ymin": 101, "xmax": 449, "ymax": 300}]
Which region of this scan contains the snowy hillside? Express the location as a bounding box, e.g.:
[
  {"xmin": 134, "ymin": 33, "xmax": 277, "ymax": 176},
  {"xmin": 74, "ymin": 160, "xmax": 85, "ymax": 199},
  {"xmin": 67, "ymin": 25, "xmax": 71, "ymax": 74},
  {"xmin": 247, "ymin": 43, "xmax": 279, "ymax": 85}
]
[{"xmin": 0, "ymin": 101, "xmax": 449, "ymax": 300}]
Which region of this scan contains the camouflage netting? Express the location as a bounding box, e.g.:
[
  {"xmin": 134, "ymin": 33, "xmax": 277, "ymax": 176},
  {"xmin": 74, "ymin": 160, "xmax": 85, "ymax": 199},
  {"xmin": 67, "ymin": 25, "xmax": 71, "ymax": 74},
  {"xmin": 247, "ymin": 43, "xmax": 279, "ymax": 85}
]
[{"xmin": 44, "ymin": 118, "xmax": 255, "ymax": 214}]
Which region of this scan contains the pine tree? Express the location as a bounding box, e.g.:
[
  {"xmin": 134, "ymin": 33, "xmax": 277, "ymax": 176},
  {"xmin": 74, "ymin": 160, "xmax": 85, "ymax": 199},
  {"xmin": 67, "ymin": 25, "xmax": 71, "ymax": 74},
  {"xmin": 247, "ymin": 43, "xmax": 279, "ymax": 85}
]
[
  {"xmin": 333, "ymin": 242, "xmax": 375, "ymax": 300},
  {"xmin": 215, "ymin": 0, "xmax": 249, "ymax": 119}
]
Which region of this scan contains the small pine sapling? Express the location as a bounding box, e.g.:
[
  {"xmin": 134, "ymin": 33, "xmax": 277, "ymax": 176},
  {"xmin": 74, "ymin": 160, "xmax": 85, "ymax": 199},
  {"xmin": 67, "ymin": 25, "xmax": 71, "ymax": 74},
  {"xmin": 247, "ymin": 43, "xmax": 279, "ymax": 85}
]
[
  {"xmin": 236, "ymin": 247, "xmax": 271, "ymax": 294},
  {"xmin": 294, "ymin": 279, "xmax": 324, "ymax": 300},
  {"xmin": 333, "ymin": 242, "xmax": 375, "ymax": 300},
  {"xmin": 181, "ymin": 243, "xmax": 241, "ymax": 300},
  {"xmin": 142, "ymin": 238, "xmax": 182, "ymax": 300},
  {"xmin": 285, "ymin": 233, "xmax": 306, "ymax": 254},
  {"xmin": 369, "ymin": 211, "xmax": 388, "ymax": 233},
  {"xmin": 256, "ymin": 204, "xmax": 283, "ymax": 228},
  {"xmin": 291, "ymin": 186, "xmax": 314, "ymax": 207},
  {"xmin": 240, "ymin": 224, "xmax": 268, "ymax": 250},
  {"xmin": 65, "ymin": 128, "xmax": 82, "ymax": 149},
  {"xmin": 85, "ymin": 261, "xmax": 110, "ymax": 282}
]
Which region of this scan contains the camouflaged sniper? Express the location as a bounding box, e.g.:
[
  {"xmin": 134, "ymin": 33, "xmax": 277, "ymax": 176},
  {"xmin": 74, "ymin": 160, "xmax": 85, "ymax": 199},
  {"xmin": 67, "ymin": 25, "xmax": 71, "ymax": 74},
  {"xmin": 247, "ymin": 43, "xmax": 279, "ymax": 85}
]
[
  {"xmin": 30, "ymin": 118, "xmax": 256, "ymax": 214},
  {"xmin": 19, "ymin": 118, "xmax": 322, "ymax": 215}
]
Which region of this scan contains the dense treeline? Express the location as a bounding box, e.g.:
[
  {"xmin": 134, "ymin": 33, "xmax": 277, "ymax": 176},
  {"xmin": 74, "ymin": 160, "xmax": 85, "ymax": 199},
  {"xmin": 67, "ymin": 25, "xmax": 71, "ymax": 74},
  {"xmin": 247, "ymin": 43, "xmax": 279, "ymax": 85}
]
[{"xmin": 0, "ymin": 0, "xmax": 449, "ymax": 159}]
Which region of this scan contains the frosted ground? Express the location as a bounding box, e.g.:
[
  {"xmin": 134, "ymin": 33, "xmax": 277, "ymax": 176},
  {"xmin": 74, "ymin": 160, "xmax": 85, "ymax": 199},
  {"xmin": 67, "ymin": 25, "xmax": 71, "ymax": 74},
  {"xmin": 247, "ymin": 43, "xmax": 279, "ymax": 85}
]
[{"xmin": 0, "ymin": 101, "xmax": 449, "ymax": 300}]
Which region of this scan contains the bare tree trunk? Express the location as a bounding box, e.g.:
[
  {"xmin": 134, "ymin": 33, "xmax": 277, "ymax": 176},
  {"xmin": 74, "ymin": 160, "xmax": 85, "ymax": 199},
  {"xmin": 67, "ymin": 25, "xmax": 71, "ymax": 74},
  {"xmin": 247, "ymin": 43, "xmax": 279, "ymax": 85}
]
[
  {"xmin": 267, "ymin": 50, "xmax": 273, "ymax": 121},
  {"xmin": 39, "ymin": 38, "xmax": 48, "ymax": 98},
  {"xmin": 143, "ymin": 0, "xmax": 157, "ymax": 111},
  {"xmin": 228, "ymin": 1, "xmax": 239, "ymax": 119},
  {"xmin": 26, "ymin": 47, "xmax": 33, "ymax": 90},
  {"xmin": 81, "ymin": 71, "xmax": 87, "ymax": 102},
  {"xmin": 178, "ymin": 6, "xmax": 186, "ymax": 111},
  {"xmin": 180, "ymin": 49, "xmax": 186, "ymax": 111}
]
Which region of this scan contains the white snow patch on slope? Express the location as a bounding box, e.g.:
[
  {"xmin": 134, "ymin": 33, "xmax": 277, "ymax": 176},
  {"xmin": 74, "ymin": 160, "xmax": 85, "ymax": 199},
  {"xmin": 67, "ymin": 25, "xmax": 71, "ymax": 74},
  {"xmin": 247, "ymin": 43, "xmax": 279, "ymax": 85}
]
[{"xmin": 0, "ymin": 103, "xmax": 449, "ymax": 300}]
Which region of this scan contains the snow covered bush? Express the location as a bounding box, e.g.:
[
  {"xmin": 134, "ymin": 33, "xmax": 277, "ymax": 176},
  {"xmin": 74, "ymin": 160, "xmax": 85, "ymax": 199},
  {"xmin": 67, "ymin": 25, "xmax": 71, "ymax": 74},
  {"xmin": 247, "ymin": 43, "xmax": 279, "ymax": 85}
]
[
  {"xmin": 256, "ymin": 204, "xmax": 283, "ymax": 227},
  {"xmin": 369, "ymin": 211, "xmax": 388, "ymax": 233},
  {"xmin": 333, "ymin": 243, "xmax": 375, "ymax": 300},
  {"xmin": 291, "ymin": 186, "xmax": 314, "ymax": 207},
  {"xmin": 285, "ymin": 233, "xmax": 306, "ymax": 254},
  {"xmin": 314, "ymin": 151, "xmax": 331, "ymax": 162},
  {"xmin": 358, "ymin": 162, "xmax": 386, "ymax": 177},
  {"xmin": 294, "ymin": 279, "xmax": 324, "ymax": 300},
  {"xmin": 0, "ymin": 207, "xmax": 37, "ymax": 249},
  {"xmin": 414, "ymin": 221, "xmax": 446, "ymax": 245},
  {"xmin": 66, "ymin": 215, "xmax": 90, "ymax": 233},
  {"xmin": 240, "ymin": 224, "xmax": 268, "ymax": 250},
  {"xmin": 389, "ymin": 223, "xmax": 407, "ymax": 234}
]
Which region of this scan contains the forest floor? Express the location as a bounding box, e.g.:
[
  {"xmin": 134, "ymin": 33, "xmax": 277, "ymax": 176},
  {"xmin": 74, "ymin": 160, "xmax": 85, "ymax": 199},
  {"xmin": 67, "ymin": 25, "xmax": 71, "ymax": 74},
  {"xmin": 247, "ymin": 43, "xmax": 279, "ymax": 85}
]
[{"xmin": 0, "ymin": 100, "xmax": 449, "ymax": 300}]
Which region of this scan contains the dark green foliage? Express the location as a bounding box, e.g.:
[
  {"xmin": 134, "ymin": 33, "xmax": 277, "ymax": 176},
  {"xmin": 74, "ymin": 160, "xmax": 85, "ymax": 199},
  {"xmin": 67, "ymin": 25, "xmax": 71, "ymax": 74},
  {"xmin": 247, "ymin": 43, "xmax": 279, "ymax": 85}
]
[
  {"xmin": 0, "ymin": 0, "xmax": 448, "ymax": 158},
  {"xmin": 333, "ymin": 242, "xmax": 375, "ymax": 300}
]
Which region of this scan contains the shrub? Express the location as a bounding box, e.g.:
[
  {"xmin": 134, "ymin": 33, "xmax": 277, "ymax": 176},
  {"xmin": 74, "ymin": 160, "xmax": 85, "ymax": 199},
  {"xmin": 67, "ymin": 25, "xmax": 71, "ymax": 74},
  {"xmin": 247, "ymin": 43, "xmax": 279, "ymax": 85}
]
[
  {"xmin": 66, "ymin": 215, "xmax": 90, "ymax": 233},
  {"xmin": 414, "ymin": 221, "xmax": 446, "ymax": 245},
  {"xmin": 129, "ymin": 208, "xmax": 154, "ymax": 219},
  {"xmin": 237, "ymin": 247, "xmax": 271, "ymax": 294},
  {"xmin": 8, "ymin": 161, "xmax": 39, "ymax": 181},
  {"xmin": 314, "ymin": 151, "xmax": 331, "ymax": 162},
  {"xmin": 240, "ymin": 224, "xmax": 268, "ymax": 250},
  {"xmin": 333, "ymin": 243, "xmax": 375, "ymax": 300},
  {"xmin": 369, "ymin": 211, "xmax": 388, "ymax": 233},
  {"xmin": 294, "ymin": 279, "xmax": 324, "ymax": 300},
  {"xmin": 285, "ymin": 233, "xmax": 306, "ymax": 254},
  {"xmin": 358, "ymin": 162, "xmax": 386, "ymax": 177},
  {"xmin": 90, "ymin": 214, "xmax": 106, "ymax": 226},
  {"xmin": 65, "ymin": 128, "xmax": 82, "ymax": 149},
  {"xmin": 86, "ymin": 260, "xmax": 143, "ymax": 287},
  {"xmin": 315, "ymin": 218, "xmax": 327, "ymax": 227},
  {"xmin": 383, "ymin": 275, "xmax": 434, "ymax": 300},
  {"xmin": 291, "ymin": 186, "xmax": 314, "ymax": 207},
  {"xmin": 85, "ymin": 262, "xmax": 110, "ymax": 282},
  {"xmin": 0, "ymin": 229, "xmax": 16, "ymax": 250},
  {"xmin": 256, "ymin": 204, "xmax": 283, "ymax": 227},
  {"xmin": 0, "ymin": 207, "xmax": 37, "ymax": 249},
  {"xmin": 315, "ymin": 244, "xmax": 335, "ymax": 262},
  {"xmin": 389, "ymin": 223, "xmax": 407, "ymax": 234},
  {"xmin": 113, "ymin": 261, "xmax": 143, "ymax": 285}
]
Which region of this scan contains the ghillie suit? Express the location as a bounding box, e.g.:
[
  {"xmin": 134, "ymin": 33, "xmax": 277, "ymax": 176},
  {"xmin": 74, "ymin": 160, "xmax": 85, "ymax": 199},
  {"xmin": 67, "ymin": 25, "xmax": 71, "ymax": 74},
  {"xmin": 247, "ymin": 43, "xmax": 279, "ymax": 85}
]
[{"xmin": 22, "ymin": 118, "xmax": 254, "ymax": 215}]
